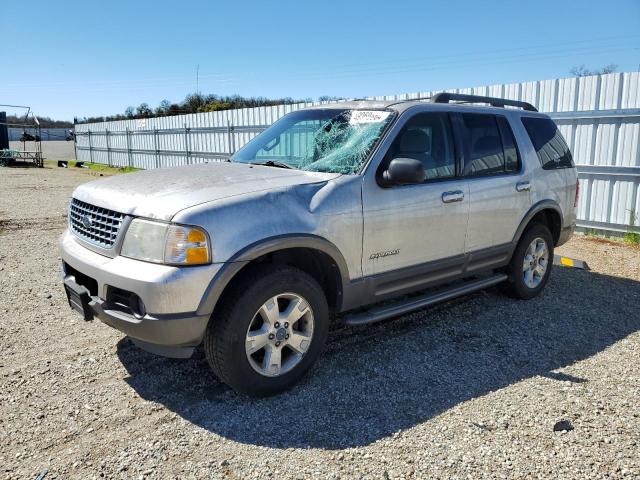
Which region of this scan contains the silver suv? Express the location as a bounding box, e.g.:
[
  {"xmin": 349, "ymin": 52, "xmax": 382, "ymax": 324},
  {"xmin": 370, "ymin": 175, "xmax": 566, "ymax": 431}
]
[{"xmin": 60, "ymin": 94, "xmax": 578, "ymax": 396}]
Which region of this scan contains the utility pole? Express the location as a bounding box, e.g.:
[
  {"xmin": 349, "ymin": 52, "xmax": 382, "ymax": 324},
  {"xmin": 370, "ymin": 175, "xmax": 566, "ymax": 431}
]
[{"xmin": 196, "ymin": 64, "xmax": 200, "ymax": 94}]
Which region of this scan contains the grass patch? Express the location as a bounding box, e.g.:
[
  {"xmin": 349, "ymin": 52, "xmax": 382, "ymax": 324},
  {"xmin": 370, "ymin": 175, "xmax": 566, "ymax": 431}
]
[
  {"xmin": 622, "ymin": 231, "xmax": 640, "ymax": 245},
  {"xmin": 81, "ymin": 162, "xmax": 140, "ymax": 174},
  {"xmin": 581, "ymin": 228, "xmax": 640, "ymax": 249},
  {"xmin": 46, "ymin": 160, "xmax": 141, "ymax": 174},
  {"xmin": 622, "ymin": 209, "xmax": 640, "ymax": 245}
]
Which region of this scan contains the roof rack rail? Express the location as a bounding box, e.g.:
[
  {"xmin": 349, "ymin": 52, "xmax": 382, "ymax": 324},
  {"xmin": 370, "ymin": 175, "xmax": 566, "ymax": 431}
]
[
  {"xmin": 431, "ymin": 93, "xmax": 538, "ymax": 112},
  {"xmin": 366, "ymin": 96, "xmax": 433, "ymax": 107}
]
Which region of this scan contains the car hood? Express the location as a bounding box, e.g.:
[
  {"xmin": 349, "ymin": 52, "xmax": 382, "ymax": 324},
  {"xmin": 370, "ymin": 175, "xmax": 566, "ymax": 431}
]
[{"xmin": 72, "ymin": 162, "xmax": 341, "ymax": 221}]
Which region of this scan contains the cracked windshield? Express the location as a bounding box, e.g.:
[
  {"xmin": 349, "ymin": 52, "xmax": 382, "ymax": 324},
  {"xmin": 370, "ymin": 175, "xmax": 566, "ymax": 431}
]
[{"xmin": 232, "ymin": 109, "xmax": 394, "ymax": 174}]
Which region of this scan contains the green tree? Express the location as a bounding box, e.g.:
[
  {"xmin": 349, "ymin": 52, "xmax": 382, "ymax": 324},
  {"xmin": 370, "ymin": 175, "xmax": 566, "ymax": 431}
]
[
  {"xmin": 155, "ymin": 99, "xmax": 171, "ymax": 116},
  {"xmin": 77, "ymin": 92, "xmax": 310, "ymax": 124},
  {"xmin": 136, "ymin": 103, "xmax": 152, "ymax": 117}
]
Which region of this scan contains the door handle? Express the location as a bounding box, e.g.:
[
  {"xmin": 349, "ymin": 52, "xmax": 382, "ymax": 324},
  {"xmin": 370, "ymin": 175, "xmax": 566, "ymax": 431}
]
[
  {"xmin": 516, "ymin": 181, "xmax": 531, "ymax": 192},
  {"xmin": 442, "ymin": 190, "xmax": 464, "ymax": 203}
]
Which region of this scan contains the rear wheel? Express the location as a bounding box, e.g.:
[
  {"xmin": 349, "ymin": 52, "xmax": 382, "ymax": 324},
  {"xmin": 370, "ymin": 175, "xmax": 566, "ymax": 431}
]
[
  {"xmin": 504, "ymin": 223, "xmax": 554, "ymax": 299},
  {"xmin": 204, "ymin": 266, "xmax": 329, "ymax": 396}
]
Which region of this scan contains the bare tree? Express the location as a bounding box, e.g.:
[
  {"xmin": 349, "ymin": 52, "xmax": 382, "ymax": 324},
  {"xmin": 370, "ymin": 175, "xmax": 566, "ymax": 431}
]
[
  {"xmin": 570, "ymin": 64, "xmax": 618, "ymax": 77},
  {"xmin": 318, "ymin": 95, "xmax": 346, "ymax": 102}
]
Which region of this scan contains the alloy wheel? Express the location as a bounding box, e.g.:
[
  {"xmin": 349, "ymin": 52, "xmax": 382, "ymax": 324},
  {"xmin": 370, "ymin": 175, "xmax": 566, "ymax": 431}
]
[
  {"xmin": 245, "ymin": 293, "xmax": 315, "ymax": 377},
  {"xmin": 522, "ymin": 237, "xmax": 549, "ymax": 288}
]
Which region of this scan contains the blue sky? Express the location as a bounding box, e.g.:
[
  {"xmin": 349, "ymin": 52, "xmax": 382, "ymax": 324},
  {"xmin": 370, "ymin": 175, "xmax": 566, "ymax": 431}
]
[{"xmin": 2, "ymin": 0, "xmax": 639, "ymax": 121}]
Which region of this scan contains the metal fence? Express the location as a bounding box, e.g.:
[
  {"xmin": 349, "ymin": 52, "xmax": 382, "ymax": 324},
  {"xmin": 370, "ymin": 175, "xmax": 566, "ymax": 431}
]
[{"xmin": 75, "ymin": 72, "xmax": 640, "ymax": 234}]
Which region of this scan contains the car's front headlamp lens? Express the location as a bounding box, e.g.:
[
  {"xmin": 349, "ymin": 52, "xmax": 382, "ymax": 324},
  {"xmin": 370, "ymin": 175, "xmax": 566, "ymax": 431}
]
[
  {"xmin": 121, "ymin": 219, "xmax": 168, "ymax": 263},
  {"xmin": 121, "ymin": 219, "xmax": 211, "ymax": 265}
]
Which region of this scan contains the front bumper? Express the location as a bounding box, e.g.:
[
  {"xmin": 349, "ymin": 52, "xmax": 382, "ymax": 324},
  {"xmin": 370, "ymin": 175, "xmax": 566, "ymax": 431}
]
[
  {"xmin": 60, "ymin": 229, "xmax": 222, "ymax": 354},
  {"xmin": 63, "ymin": 276, "xmax": 207, "ymax": 357}
]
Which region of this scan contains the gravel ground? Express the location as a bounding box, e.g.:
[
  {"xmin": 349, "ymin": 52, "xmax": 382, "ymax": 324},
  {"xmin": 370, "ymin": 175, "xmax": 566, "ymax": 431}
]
[{"xmin": 1, "ymin": 165, "xmax": 639, "ymax": 479}]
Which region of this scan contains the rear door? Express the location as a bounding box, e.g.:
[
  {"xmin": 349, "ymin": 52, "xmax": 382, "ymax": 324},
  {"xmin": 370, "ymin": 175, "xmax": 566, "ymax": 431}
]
[{"xmin": 454, "ymin": 112, "xmax": 532, "ymax": 253}]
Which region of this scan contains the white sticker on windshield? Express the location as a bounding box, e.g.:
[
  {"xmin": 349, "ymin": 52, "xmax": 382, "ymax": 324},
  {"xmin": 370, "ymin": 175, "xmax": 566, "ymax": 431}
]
[{"xmin": 349, "ymin": 110, "xmax": 390, "ymax": 125}]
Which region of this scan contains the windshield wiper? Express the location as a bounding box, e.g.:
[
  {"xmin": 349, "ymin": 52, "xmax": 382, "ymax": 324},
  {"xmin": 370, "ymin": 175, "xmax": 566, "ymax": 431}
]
[{"xmin": 250, "ymin": 160, "xmax": 293, "ymax": 169}]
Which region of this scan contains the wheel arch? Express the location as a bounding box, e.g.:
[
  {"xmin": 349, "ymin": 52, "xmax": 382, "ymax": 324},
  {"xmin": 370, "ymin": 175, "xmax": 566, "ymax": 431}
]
[
  {"xmin": 512, "ymin": 200, "xmax": 563, "ymax": 247},
  {"xmin": 196, "ymin": 234, "xmax": 351, "ymax": 318}
]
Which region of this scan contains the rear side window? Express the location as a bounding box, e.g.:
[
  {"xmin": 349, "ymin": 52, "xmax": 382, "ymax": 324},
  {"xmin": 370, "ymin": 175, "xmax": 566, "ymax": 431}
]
[
  {"xmin": 521, "ymin": 117, "xmax": 574, "ymax": 169},
  {"xmin": 459, "ymin": 113, "xmax": 520, "ymax": 177}
]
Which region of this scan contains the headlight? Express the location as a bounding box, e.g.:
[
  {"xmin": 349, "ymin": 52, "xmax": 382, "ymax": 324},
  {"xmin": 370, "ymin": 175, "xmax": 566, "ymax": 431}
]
[
  {"xmin": 121, "ymin": 219, "xmax": 167, "ymax": 263},
  {"xmin": 121, "ymin": 219, "xmax": 211, "ymax": 265}
]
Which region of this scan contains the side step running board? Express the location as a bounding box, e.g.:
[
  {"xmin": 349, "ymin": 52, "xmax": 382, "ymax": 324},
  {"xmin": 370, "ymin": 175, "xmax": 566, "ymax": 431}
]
[{"xmin": 344, "ymin": 273, "xmax": 508, "ymax": 326}]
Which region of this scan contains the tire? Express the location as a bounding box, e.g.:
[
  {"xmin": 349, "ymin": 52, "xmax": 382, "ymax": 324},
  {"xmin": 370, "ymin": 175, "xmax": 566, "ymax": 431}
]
[
  {"xmin": 204, "ymin": 265, "xmax": 329, "ymax": 396},
  {"xmin": 504, "ymin": 223, "xmax": 554, "ymax": 300}
]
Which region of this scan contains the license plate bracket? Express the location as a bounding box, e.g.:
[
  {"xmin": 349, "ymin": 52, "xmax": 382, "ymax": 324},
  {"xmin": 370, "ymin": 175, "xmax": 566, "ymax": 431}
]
[{"xmin": 64, "ymin": 279, "xmax": 94, "ymax": 321}]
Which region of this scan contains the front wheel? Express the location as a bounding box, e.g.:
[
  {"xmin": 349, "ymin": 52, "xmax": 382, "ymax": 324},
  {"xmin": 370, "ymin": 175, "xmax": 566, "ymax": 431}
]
[
  {"xmin": 204, "ymin": 266, "xmax": 329, "ymax": 396},
  {"xmin": 504, "ymin": 223, "xmax": 554, "ymax": 300}
]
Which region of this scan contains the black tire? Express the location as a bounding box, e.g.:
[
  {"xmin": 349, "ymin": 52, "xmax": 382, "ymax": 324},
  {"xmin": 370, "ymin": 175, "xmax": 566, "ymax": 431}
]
[
  {"xmin": 504, "ymin": 223, "xmax": 554, "ymax": 300},
  {"xmin": 204, "ymin": 265, "xmax": 329, "ymax": 396}
]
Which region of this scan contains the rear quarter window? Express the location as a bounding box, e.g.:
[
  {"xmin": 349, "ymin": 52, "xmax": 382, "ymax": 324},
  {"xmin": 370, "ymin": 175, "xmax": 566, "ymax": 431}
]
[{"xmin": 521, "ymin": 117, "xmax": 574, "ymax": 169}]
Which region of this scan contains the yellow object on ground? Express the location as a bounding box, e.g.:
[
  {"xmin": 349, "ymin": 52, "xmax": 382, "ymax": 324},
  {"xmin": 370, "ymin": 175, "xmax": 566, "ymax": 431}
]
[{"xmin": 553, "ymin": 255, "xmax": 589, "ymax": 270}]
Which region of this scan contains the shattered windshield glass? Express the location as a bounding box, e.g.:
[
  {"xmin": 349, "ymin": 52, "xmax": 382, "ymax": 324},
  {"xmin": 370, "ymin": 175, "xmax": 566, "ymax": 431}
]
[{"xmin": 232, "ymin": 109, "xmax": 394, "ymax": 174}]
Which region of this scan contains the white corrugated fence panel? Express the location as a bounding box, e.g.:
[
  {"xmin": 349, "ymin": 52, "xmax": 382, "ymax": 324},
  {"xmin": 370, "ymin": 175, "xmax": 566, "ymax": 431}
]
[{"xmin": 73, "ymin": 73, "xmax": 640, "ymax": 232}]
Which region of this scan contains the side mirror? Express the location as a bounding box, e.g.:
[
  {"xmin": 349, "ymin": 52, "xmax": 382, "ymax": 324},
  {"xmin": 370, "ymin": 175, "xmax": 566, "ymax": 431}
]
[{"xmin": 381, "ymin": 157, "xmax": 425, "ymax": 186}]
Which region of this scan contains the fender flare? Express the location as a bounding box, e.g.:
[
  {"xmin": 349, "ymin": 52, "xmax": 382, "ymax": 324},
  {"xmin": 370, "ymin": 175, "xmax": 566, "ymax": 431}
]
[
  {"xmin": 196, "ymin": 234, "xmax": 351, "ymax": 316},
  {"xmin": 512, "ymin": 200, "xmax": 563, "ymax": 245}
]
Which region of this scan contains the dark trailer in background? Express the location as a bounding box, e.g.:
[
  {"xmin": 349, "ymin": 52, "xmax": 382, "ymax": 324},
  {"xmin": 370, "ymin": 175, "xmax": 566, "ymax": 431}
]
[
  {"xmin": 0, "ymin": 104, "xmax": 44, "ymax": 167},
  {"xmin": 0, "ymin": 112, "xmax": 8, "ymax": 150}
]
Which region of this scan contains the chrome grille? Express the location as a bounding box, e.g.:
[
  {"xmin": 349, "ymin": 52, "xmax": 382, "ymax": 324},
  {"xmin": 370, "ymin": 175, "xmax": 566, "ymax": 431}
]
[{"xmin": 69, "ymin": 198, "xmax": 124, "ymax": 248}]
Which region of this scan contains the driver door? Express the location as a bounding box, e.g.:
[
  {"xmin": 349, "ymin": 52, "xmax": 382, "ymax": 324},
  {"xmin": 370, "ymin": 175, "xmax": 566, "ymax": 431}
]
[{"xmin": 362, "ymin": 110, "xmax": 469, "ymax": 293}]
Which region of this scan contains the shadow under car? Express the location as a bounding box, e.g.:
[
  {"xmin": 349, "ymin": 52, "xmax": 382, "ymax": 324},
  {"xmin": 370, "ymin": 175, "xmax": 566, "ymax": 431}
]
[{"xmin": 116, "ymin": 266, "xmax": 640, "ymax": 450}]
